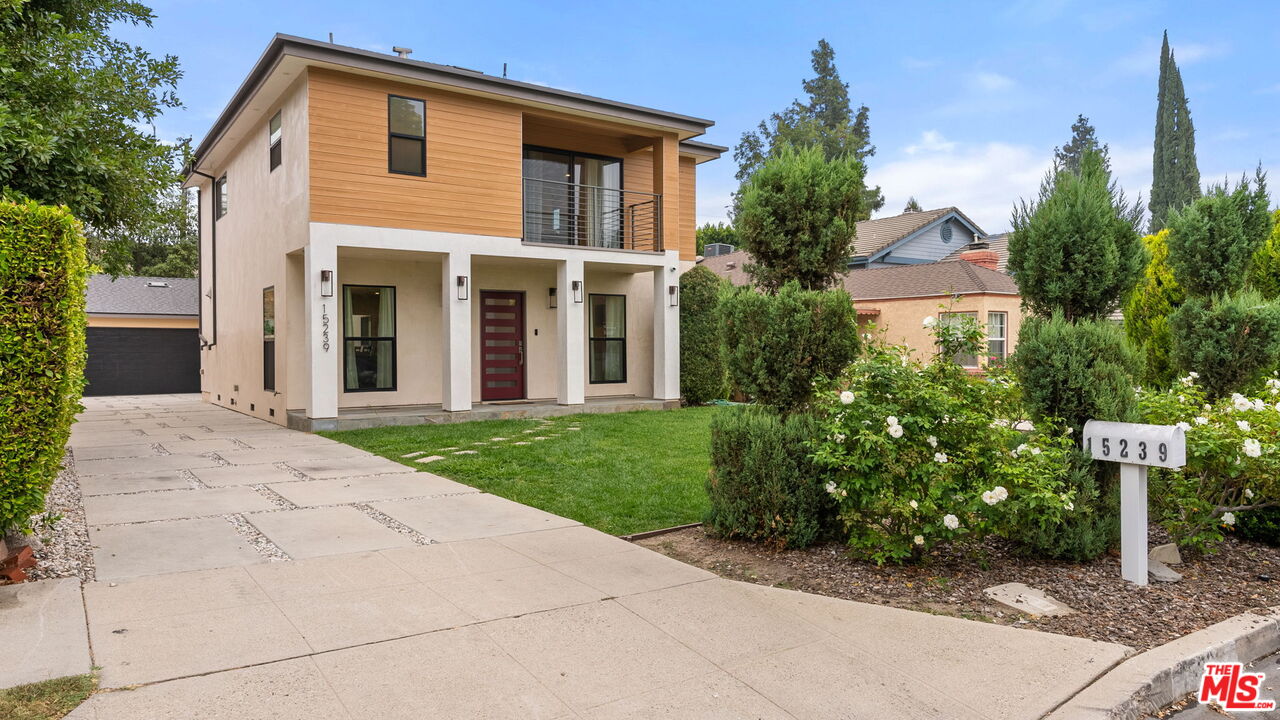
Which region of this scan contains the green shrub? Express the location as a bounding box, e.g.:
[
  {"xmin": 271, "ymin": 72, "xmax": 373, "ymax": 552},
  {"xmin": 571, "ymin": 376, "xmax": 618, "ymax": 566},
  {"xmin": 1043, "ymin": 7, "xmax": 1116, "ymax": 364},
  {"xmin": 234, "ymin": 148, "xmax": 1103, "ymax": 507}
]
[
  {"xmin": 1168, "ymin": 291, "xmax": 1280, "ymax": 399},
  {"xmin": 1237, "ymin": 507, "xmax": 1280, "ymax": 547},
  {"xmin": 1139, "ymin": 374, "xmax": 1280, "ymax": 548},
  {"xmin": 705, "ymin": 407, "xmax": 829, "ymax": 548},
  {"xmin": 679, "ymin": 265, "xmax": 726, "ymax": 405},
  {"xmin": 719, "ymin": 281, "xmax": 859, "ymax": 414},
  {"xmin": 1012, "ymin": 313, "xmax": 1141, "ymax": 433},
  {"xmin": 0, "ymin": 199, "xmax": 88, "ymax": 534},
  {"xmin": 1166, "ymin": 192, "xmax": 1255, "ymax": 297},
  {"xmin": 1124, "ymin": 230, "xmax": 1184, "ymax": 388},
  {"xmin": 734, "ymin": 144, "xmax": 869, "ymax": 292},
  {"xmin": 1248, "ymin": 210, "xmax": 1280, "ymax": 300},
  {"xmin": 1005, "ymin": 451, "xmax": 1119, "ymax": 562}
]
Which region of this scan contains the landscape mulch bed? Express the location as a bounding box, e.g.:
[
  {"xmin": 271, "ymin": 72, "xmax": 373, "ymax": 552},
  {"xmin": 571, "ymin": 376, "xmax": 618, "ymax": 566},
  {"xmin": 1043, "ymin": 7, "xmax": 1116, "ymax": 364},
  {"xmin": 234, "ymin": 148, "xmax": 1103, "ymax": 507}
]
[{"xmin": 637, "ymin": 526, "xmax": 1280, "ymax": 651}]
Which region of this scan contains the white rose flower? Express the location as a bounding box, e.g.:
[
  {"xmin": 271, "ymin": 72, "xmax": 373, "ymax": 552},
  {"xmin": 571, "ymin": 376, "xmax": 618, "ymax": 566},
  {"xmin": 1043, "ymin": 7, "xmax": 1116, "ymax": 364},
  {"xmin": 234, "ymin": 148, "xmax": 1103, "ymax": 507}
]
[
  {"xmin": 1222, "ymin": 512, "xmax": 1237, "ymax": 526},
  {"xmin": 1013, "ymin": 420, "xmax": 1035, "ymax": 431},
  {"xmin": 839, "ymin": 391, "xmax": 855, "ymax": 405},
  {"xmin": 1244, "ymin": 488, "xmax": 1255, "ymax": 499},
  {"xmin": 825, "ymin": 481, "xmax": 838, "ymax": 495},
  {"xmin": 1029, "ymin": 447, "xmax": 1042, "ymax": 456},
  {"xmin": 1238, "ymin": 420, "xmax": 1252, "ymax": 432},
  {"xmin": 981, "ymin": 490, "xmax": 996, "ymax": 505},
  {"xmin": 1243, "ymin": 439, "xmax": 1262, "ymax": 458},
  {"xmin": 1255, "ymin": 399, "xmax": 1267, "ymax": 411},
  {"xmin": 1188, "ymin": 371, "xmax": 1199, "ymax": 379},
  {"xmin": 942, "ymin": 514, "xmax": 960, "ymax": 530},
  {"xmin": 1064, "ymin": 501, "xmax": 1075, "ymax": 511},
  {"xmin": 1175, "ymin": 421, "xmax": 1191, "ymax": 431},
  {"xmin": 934, "ymin": 452, "xmax": 948, "ymax": 463},
  {"xmin": 992, "ymin": 486, "xmax": 1009, "ymax": 501},
  {"xmin": 1233, "ymin": 394, "xmax": 1253, "ymax": 412},
  {"xmin": 927, "ymin": 435, "xmax": 938, "ymax": 448},
  {"xmin": 914, "ymin": 535, "xmax": 925, "ymax": 546},
  {"xmin": 888, "ymin": 424, "xmax": 904, "ymax": 439},
  {"xmin": 923, "ymin": 315, "xmax": 937, "ymax": 328},
  {"xmin": 833, "ymin": 433, "xmax": 847, "ymax": 443},
  {"xmin": 909, "ymin": 500, "xmax": 918, "ymax": 509},
  {"xmin": 840, "ymin": 488, "xmax": 848, "ymax": 497},
  {"xmin": 1194, "ymin": 417, "xmax": 1209, "ymax": 425},
  {"xmin": 886, "ymin": 416, "xmax": 898, "ymax": 427}
]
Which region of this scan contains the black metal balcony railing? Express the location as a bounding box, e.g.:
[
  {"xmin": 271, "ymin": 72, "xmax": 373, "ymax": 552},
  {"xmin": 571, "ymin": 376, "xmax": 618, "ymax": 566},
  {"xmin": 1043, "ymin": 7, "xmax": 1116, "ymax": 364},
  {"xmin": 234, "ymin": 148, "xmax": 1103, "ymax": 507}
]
[{"xmin": 522, "ymin": 178, "xmax": 662, "ymax": 252}]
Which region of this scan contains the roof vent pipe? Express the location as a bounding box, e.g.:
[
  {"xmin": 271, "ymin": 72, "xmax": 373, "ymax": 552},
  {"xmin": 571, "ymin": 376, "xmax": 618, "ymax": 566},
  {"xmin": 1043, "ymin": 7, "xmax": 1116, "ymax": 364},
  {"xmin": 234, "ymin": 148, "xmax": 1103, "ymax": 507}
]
[{"xmin": 393, "ymin": 46, "xmax": 413, "ymax": 58}]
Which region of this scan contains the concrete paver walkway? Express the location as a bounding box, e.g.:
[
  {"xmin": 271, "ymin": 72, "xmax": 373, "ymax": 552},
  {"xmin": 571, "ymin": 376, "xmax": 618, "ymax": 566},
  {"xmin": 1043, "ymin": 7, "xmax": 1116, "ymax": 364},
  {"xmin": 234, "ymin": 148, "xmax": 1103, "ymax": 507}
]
[{"xmin": 51, "ymin": 394, "xmax": 1130, "ymax": 718}]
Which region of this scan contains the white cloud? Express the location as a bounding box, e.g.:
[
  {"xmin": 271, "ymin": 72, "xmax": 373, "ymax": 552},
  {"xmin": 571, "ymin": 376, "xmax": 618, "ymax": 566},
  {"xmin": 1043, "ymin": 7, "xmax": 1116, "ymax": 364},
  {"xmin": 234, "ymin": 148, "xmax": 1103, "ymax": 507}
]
[
  {"xmin": 868, "ymin": 131, "xmax": 1152, "ymax": 233},
  {"xmin": 970, "ymin": 72, "xmax": 1016, "ymax": 93}
]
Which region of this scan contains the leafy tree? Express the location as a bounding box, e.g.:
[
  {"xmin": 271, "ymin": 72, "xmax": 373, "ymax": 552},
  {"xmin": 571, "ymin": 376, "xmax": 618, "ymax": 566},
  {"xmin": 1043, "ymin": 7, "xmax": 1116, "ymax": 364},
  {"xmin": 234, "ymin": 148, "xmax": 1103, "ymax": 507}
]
[
  {"xmin": 903, "ymin": 197, "xmax": 923, "ymax": 213},
  {"xmin": 1054, "ymin": 114, "xmax": 1110, "ymax": 175},
  {"xmin": 1008, "ymin": 149, "xmax": 1145, "ymax": 322},
  {"xmin": 1165, "ymin": 172, "xmax": 1270, "ymax": 298},
  {"xmin": 1149, "ymin": 31, "xmax": 1201, "ymax": 233},
  {"xmin": 695, "ymin": 222, "xmax": 738, "ymax": 257},
  {"xmin": 719, "ymin": 282, "xmax": 859, "ymax": 415},
  {"xmin": 735, "ymin": 144, "xmax": 869, "ymax": 292},
  {"xmin": 0, "ymin": 0, "xmax": 183, "ymax": 269},
  {"xmin": 1248, "ymin": 210, "xmax": 1280, "ymax": 300},
  {"xmin": 1169, "ymin": 292, "xmax": 1280, "ymax": 398},
  {"xmin": 679, "ymin": 266, "xmax": 726, "ymax": 404},
  {"xmin": 733, "ymin": 39, "xmax": 882, "ymax": 213},
  {"xmin": 1124, "ymin": 230, "xmax": 1184, "ymax": 387}
]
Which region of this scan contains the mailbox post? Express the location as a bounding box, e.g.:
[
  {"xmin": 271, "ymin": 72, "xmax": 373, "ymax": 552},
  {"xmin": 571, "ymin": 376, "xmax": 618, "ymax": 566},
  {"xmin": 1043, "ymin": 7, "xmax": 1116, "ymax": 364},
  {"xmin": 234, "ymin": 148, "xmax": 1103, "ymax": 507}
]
[{"xmin": 1081, "ymin": 421, "xmax": 1187, "ymax": 586}]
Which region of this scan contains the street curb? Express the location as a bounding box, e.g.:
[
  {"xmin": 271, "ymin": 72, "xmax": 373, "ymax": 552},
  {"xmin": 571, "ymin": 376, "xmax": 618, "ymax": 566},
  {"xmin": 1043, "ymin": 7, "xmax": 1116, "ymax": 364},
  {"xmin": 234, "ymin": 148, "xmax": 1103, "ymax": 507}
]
[{"xmin": 1045, "ymin": 607, "xmax": 1280, "ymax": 719}]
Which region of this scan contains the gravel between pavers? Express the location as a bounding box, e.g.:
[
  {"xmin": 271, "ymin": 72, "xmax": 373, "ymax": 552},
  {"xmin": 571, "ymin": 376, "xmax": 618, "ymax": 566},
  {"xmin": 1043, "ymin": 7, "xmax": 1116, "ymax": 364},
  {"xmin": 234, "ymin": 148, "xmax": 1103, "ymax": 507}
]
[
  {"xmin": 25, "ymin": 451, "xmax": 96, "ymax": 583},
  {"xmin": 638, "ymin": 526, "xmax": 1280, "ymax": 651}
]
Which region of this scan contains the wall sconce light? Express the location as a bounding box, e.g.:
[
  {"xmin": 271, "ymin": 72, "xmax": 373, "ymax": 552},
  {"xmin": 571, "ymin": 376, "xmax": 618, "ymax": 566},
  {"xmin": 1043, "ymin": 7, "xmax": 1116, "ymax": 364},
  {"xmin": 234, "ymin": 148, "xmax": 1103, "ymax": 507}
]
[
  {"xmin": 668, "ymin": 285, "xmax": 679, "ymax": 307},
  {"xmin": 456, "ymin": 275, "xmax": 469, "ymax": 301},
  {"xmin": 548, "ymin": 287, "xmax": 557, "ymax": 309},
  {"xmin": 320, "ymin": 269, "xmax": 334, "ymax": 298},
  {"xmin": 571, "ymin": 280, "xmax": 583, "ymax": 304}
]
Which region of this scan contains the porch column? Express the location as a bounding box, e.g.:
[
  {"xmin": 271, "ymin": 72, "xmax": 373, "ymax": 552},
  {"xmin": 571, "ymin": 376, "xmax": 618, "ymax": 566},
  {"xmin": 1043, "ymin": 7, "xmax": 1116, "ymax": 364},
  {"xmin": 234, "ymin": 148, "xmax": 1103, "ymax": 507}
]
[
  {"xmin": 652, "ymin": 261, "xmax": 680, "ymax": 401},
  {"xmin": 651, "ymin": 132, "xmax": 681, "ymax": 253},
  {"xmin": 304, "ymin": 242, "xmax": 338, "ymax": 419},
  {"xmin": 442, "ymin": 251, "xmax": 472, "ymax": 412},
  {"xmin": 556, "ymin": 258, "xmax": 585, "ymax": 405}
]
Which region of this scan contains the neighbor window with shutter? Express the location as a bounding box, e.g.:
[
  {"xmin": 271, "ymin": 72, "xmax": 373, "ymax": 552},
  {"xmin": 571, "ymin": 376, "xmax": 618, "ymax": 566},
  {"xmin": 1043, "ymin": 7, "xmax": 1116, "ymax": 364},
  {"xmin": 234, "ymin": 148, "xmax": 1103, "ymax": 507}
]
[
  {"xmin": 268, "ymin": 111, "xmax": 282, "ymax": 171},
  {"xmin": 387, "ymin": 95, "xmax": 425, "ymax": 176}
]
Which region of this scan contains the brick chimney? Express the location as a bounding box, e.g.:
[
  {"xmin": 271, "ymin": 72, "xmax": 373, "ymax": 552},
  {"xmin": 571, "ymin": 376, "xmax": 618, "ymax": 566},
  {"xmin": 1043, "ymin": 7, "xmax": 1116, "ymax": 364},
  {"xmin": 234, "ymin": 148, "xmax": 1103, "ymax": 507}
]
[{"xmin": 958, "ymin": 249, "xmax": 999, "ymax": 271}]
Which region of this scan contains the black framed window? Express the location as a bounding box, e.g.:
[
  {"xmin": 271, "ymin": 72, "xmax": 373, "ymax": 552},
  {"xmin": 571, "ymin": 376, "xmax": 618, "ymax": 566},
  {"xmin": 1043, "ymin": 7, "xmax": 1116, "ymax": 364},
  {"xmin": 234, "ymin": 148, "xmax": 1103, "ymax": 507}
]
[
  {"xmin": 215, "ymin": 175, "xmax": 228, "ymax": 218},
  {"xmin": 589, "ymin": 294, "xmax": 626, "ymax": 383},
  {"xmin": 263, "ymin": 287, "xmax": 276, "ymax": 391},
  {"xmin": 268, "ymin": 110, "xmax": 282, "ymax": 171},
  {"xmin": 388, "ymin": 95, "xmax": 425, "ymax": 176},
  {"xmin": 343, "ymin": 285, "xmax": 396, "ymax": 391}
]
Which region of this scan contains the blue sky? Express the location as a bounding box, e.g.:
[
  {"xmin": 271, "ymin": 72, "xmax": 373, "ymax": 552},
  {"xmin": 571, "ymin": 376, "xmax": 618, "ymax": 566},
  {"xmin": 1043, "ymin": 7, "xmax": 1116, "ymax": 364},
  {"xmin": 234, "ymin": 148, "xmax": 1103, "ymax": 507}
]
[{"xmin": 121, "ymin": 0, "xmax": 1280, "ymax": 233}]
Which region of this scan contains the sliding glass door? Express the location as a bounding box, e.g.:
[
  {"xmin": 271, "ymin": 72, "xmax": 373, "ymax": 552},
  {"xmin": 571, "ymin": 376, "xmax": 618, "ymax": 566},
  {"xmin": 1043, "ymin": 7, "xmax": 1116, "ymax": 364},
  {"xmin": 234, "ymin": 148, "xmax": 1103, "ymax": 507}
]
[{"xmin": 522, "ymin": 147, "xmax": 622, "ymax": 248}]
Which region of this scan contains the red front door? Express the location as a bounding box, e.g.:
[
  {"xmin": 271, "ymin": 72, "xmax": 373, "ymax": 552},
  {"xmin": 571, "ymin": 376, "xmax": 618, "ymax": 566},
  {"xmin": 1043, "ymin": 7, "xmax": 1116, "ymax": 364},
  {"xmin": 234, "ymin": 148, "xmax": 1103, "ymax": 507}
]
[{"xmin": 480, "ymin": 291, "xmax": 526, "ymax": 401}]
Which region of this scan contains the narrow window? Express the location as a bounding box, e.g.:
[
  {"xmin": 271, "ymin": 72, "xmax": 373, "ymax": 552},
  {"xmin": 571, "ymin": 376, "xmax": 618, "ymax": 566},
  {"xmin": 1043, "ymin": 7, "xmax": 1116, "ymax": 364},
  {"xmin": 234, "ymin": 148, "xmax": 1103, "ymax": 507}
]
[
  {"xmin": 268, "ymin": 110, "xmax": 282, "ymax": 171},
  {"xmin": 215, "ymin": 175, "xmax": 228, "ymax": 218},
  {"xmin": 987, "ymin": 311, "xmax": 1007, "ymax": 364},
  {"xmin": 589, "ymin": 294, "xmax": 626, "ymax": 383},
  {"xmin": 387, "ymin": 95, "xmax": 425, "ymax": 176},
  {"xmin": 939, "ymin": 311, "xmax": 979, "ymax": 368},
  {"xmin": 343, "ymin": 285, "xmax": 396, "ymax": 391},
  {"xmin": 263, "ymin": 287, "xmax": 276, "ymax": 391}
]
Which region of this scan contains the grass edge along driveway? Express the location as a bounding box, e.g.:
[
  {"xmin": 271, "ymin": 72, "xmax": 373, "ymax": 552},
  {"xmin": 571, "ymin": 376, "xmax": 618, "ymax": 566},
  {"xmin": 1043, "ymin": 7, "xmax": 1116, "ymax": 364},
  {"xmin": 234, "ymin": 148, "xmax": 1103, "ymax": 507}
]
[{"xmin": 321, "ymin": 407, "xmax": 714, "ymax": 536}]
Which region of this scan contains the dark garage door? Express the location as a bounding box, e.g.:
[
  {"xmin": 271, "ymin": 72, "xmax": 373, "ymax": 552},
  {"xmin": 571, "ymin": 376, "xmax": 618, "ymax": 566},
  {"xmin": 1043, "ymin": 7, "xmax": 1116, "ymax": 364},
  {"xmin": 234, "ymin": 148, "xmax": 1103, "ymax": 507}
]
[{"xmin": 85, "ymin": 327, "xmax": 200, "ymax": 396}]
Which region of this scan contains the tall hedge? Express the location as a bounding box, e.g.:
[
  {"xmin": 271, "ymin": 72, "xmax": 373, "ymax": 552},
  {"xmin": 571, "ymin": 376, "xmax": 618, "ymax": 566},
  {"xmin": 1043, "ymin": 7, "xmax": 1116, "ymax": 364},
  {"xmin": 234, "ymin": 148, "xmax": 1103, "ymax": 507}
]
[
  {"xmin": 1249, "ymin": 210, "xmax": 1280, "ymax": 300},
  {"xmin": 0, "ymin": 199, "xmax": 88, "ymax": 534},
  {"xmin": 719, "ymin": 281, "xmax": 859, "ymax": 414},
  {"xmin": 679, "ymin": 265, "xmax": 726, "ymax": 405},
  {"xmin": 1123, "ymin": 230, "xmax": 1184, "ymax": 387},
  {"xmin": 1169, "ymin": 291, "xmax": 1280, "ymax": 398}
]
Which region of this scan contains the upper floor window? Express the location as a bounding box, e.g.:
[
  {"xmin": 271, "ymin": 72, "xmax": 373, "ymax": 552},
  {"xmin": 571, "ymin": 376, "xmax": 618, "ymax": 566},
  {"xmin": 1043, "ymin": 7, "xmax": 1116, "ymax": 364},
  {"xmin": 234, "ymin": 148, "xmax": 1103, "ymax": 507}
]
[
  {"xmin": 387, "ymin": 95, "xmax": 425, "ymax": 176},
  {"xmin": 268, "ymin": 110, "xmax": 282, "ymax": 171},
  {"xmin": 215, "ymin": 175, "xmax": 228, "ymax": 218}
]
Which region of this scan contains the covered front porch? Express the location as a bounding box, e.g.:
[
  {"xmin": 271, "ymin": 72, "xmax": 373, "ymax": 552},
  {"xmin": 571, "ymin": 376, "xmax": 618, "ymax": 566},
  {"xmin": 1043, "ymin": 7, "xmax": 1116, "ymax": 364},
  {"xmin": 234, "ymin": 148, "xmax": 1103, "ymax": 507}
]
[{"xmin": 290, "ymin": 224, "xmax": 682, "ymax": 429}]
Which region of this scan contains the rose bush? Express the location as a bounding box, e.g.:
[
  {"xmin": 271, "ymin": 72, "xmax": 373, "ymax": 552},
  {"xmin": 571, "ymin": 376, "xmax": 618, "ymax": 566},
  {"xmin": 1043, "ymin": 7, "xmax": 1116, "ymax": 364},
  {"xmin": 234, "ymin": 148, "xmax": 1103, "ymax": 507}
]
[{"xmin": 1139, "ymin": 372, "xmax": 1280, "ymax": 548}]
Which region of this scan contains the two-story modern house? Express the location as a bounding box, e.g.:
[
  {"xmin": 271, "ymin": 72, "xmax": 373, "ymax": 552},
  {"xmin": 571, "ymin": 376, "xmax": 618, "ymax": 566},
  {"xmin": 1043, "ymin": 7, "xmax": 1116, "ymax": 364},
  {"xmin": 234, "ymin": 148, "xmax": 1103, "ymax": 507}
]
[{"xmin": 184, "ymin": 35, "xmax": 723, "ymax": 430}]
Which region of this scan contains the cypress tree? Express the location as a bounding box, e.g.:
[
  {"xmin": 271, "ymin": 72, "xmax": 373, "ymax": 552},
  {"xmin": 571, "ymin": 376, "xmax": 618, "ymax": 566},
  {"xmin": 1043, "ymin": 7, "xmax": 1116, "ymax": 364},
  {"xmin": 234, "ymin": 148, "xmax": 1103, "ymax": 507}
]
[
  {"xmin": 1054, "ymin": 115, "xmax": 1110, "ymax": 175},
  {"xmin": 1149, "ymin": 31, "xmax": 1201, "ymax": 233}
]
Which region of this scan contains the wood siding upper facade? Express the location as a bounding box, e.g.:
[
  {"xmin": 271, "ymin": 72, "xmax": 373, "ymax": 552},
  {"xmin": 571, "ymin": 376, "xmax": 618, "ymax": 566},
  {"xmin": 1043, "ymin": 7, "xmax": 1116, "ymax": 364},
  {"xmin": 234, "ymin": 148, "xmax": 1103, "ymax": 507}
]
[{"xmin": 307, "ymin": 68, "xmax": 699, "ymax": 260}]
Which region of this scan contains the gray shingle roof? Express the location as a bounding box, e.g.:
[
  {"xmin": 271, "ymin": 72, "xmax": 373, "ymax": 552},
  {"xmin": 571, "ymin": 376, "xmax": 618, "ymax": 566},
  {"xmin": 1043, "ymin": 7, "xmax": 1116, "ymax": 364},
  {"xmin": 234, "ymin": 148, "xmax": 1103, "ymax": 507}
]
[
  {"xmin": 86, "ymin": 275, "xmax": 199, "ymax": 316},
  {"xmin": 842, "ymin": 260, "xmax": 1019, "ymax": 301},
  {"xmin": 852, "ymin": 207, "xmax": 988, "ymax": 258}
]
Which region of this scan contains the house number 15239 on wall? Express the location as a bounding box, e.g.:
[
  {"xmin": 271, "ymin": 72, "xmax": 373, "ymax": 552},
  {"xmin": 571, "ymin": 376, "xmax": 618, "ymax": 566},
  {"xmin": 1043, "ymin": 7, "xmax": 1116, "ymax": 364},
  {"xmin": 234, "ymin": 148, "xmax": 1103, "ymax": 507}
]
[{"xmin": 1081, "ymin": 420, "xmax": 1186, "ymax": 469}]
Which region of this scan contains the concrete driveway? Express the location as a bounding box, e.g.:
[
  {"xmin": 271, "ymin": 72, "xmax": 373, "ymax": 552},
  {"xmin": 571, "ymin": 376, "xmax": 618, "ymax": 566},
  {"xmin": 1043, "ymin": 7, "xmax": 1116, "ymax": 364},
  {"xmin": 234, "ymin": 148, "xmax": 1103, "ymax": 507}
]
[{"xmin": 55, "ymin": 395, "xmax": 1128, "ymax": 719}]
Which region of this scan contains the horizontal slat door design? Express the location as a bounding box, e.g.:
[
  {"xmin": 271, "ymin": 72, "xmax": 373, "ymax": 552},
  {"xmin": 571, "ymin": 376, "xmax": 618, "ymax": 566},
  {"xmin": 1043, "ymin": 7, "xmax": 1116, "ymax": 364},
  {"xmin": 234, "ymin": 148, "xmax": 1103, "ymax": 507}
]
[{"xmin": 479, "ymin": 291, "xmax": 525, "ymax": 401}]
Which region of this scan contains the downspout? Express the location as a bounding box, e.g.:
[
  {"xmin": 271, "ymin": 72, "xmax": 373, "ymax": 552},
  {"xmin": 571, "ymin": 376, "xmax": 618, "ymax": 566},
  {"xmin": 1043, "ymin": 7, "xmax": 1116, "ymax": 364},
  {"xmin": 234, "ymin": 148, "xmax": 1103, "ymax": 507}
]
[{"xmin": 188, "ymin": 166, "xmax": 218, "ymax": 349}]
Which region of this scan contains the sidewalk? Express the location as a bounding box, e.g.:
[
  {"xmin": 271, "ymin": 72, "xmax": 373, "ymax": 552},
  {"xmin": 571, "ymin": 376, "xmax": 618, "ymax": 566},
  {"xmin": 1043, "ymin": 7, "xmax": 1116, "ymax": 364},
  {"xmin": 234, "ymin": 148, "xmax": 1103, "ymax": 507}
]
[{"xmin": 18, "ymin": 395, "xmax": 1133, "ymax": 718}]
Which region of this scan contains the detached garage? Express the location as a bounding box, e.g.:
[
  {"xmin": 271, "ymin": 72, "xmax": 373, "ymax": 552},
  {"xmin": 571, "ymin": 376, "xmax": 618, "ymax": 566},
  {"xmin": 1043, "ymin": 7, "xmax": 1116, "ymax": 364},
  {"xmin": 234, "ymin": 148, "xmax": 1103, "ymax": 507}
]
[{"xmin": 85, "ymin": 275, "xmax": 200, "ymax": 396}]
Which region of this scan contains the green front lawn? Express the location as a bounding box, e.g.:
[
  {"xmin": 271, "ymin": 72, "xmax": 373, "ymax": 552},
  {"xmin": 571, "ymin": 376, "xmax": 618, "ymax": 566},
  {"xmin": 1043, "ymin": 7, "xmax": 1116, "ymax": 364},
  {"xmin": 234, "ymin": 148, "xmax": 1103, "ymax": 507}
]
[{"xmin": 321, "ymin": 407, "xmax": 715, "ymax": 536}]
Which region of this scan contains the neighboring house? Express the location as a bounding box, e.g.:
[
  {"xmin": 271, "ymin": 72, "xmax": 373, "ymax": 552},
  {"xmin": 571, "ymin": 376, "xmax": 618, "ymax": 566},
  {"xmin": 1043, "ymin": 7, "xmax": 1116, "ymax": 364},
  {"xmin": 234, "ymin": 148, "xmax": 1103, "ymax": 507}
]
[
  {"xmin": 698, "ymin": 210, "xmax": 1022, "ymax": 369},
  {"xmin": 850, "ymin": 207, "xmax": 988, "ymax": 268},
  {"xmin": 183, "ymin": 34, "xmax": 724, "ymax": 429},
  {"xmin": 85, "ymin": 275, "xmax": 201, "ymax": 396}
]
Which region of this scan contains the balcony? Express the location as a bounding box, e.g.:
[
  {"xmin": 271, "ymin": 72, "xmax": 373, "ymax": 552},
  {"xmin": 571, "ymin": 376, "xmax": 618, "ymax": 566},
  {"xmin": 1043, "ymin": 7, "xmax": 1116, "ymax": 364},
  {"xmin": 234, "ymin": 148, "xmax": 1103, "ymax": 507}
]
[{"xmin": 521, "ymin": 177, "xmax": 662, "ymax": 252}]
